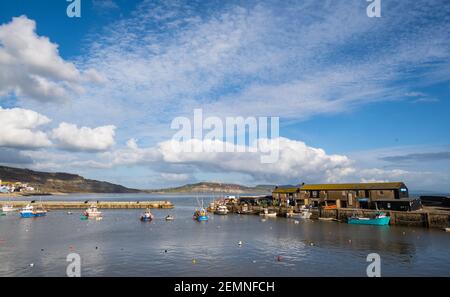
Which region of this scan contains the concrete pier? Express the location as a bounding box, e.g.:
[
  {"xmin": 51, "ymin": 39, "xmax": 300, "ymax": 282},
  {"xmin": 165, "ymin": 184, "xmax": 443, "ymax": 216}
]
[
  {"xmin": 0, "ymin": 200, "xmax": 174, "ymax": 209},
  {"xmin": 232, "ymin": 204, "xmax": 450, "ymax": 229}
]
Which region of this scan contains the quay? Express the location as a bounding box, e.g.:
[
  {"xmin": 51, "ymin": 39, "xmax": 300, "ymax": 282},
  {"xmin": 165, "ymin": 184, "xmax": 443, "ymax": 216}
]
[
  {"xmin": 226, "ymin": 204, "xmax": 450, "ymax": 229},
  {"xmin": 0, "ymin": 200, "xmax": 174, "ymax": 209}
]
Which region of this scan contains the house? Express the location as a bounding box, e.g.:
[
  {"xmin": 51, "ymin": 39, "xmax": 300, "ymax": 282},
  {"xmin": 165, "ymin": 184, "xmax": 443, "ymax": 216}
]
[{"xmin": 272, "ymin": 182, "xmax": 421, "ymax": 211}]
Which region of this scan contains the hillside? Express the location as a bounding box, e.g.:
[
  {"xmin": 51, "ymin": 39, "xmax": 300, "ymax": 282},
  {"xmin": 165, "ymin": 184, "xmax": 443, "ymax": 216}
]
[
  {"xmin": 0, "ymin": 166, "xmax": 140, "ymax": 194},
  {"xmin": 147, "ymin": 182, "xmax": 274, "ymax": 194}
]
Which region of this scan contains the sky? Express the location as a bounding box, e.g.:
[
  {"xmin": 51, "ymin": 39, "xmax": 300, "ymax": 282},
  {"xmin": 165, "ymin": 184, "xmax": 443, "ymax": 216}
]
[{"xmin": 0, "ymin": 0, "xmax": 449, "ymax": 191}]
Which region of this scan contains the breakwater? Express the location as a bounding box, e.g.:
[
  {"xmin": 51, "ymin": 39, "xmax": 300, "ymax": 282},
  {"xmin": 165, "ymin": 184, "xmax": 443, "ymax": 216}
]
[{"xmin": 0, "ymin": 200, "xmax": 174, "ymax": 209}]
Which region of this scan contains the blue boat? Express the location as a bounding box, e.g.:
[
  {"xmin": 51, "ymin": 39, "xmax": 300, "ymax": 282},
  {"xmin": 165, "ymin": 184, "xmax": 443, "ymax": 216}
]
[
  {"xmin": 193, "ymin": 208, "xmax": 209, "ymax": 221},
  {"xmin": 19, "ymin": 204, "xmax": 47, "ymax": 218},
  {"xmin": 193, "ymin": 197, "xmax": 209, "ymax": 221},
  {"xmin": 348, "ymin": 212, "xmax": 390, "ymax": 225}
]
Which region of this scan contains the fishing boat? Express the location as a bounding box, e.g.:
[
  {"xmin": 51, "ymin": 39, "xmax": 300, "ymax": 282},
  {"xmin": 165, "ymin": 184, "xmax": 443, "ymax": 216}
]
[
  {"xmin": 214, "ymin": 205, "xmax": 229, "ymax": 215},
  {"xmin": 165, "ymin": 214, "xmax": 175, "ymax": 221},
  {"xmin": 83, "ymin": 204, "xmax": 102, "ymax": 218},
  {"xmin": 193, "ymin": 208, "xmax": 208, "ymax": 221},
  {"xmin": 140, "ymin": 209, "xmax": 154, "ymax": 221},
  {"xmin": 259, "ymin": 208, "xmax": 277, "ymax": 217},
  {"xmin": 193, "ymin": 197, "xmax": 209, "ymax": 221},
  {"xmin": 347, "ymin": 212, "xmax": 390, "ymax": 226},
  {"xmin": 19, "ymin": 204, "xmax": 47, "ymax": 218},
  {"xmin": 20, "ymin": 204, "xmax": 35, "ymax": 218}
]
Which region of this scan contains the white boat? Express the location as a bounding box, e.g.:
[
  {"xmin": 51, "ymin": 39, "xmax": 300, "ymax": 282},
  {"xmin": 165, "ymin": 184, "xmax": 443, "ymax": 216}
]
[
  {"xmin": 2, "ymin": 204, "xmax": 17, "ymax": 212},
  {"xmin": 259, "ymin": 208, "xmax": 277, "ymax": 217},
  {"xmin": 214, "ymin": 205, "xmax": 229, "ymax": 215},
  {"xmin": 286, "ymin": 206, "xmax": 312, "ymax": 219},
  {"xmin": 165, "ymin": 215, "xmax": 175, "ymax": 221},
  {"xmin": 287, "ymin": 211, "xmax": 312, "ymax": 220},
  {"xmin": 83, "ymin": 205, "xmax": 102, "ymax": 217}
]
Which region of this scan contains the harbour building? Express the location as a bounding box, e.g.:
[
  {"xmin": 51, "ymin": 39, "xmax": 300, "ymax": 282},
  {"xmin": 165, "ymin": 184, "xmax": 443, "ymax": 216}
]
[{"xmin": 272, "ymin": 182, "xmax": 421, "ymax": 211}]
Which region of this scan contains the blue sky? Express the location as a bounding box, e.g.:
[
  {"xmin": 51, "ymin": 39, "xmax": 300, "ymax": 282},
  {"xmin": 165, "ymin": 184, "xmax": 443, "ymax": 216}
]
[{"xmin": 0, "ymin": 0, "xmax": 449, "ymax": 191}]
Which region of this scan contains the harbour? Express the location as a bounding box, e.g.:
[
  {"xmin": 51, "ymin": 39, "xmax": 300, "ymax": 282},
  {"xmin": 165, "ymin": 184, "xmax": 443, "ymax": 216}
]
[{"xmin": 1, "ymin": 193, "xmax": 449, "ymax": 277}]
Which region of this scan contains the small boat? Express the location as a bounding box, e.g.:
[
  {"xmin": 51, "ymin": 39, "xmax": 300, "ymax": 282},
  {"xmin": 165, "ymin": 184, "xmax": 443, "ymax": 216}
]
[
  {"xmin": 193, "ymin": 208, "xmax": 208, "ymax": 221},
  {"xmin": 444, "ymin": 228, "xmax": 450, "ymax": 233},
  {"xmin": 207, "ymin": 202, "xmax": 216, "ymax": 213},
  {"xmin": 214, "ymin": 205, "xmax": 229, "ymax": 215},
  {"xmin": 19, "ymin": 204, "xmax": 47, "ymax": 218},
  {"xmin": 318, "ymin": 217, "xmax": 335, "ymax": 221},
  {"xmin": 165, "ymin": 215, "xmax": 174, "ymax": 221},
  {"xmin": 2, "ymin": 204, "xmax": 17, "ymax": 212},
  {"xmin": 140, "ymin": 209, "xmax": 154, "ymax": 221},
  {"xmin": 259, "ymin": 208, "xmax": 277, "ymax": 217},
  {"xmin": 83, "ymin": 204, "xmax": 102, "ymax": 218},
  {"xmin": 348, "ymin": 212, "xmax": 390, "ymax": 226},
  {"xmin": 286, "ymin": 206, "xmax": 312, "ymax": 219},
  {"xmin": 193, "ymin": 197, "xmax": 209, "ymax": 221},
  {"xmin": 287, "ymin": 211, "xmax": 312, "ymax": 219}
]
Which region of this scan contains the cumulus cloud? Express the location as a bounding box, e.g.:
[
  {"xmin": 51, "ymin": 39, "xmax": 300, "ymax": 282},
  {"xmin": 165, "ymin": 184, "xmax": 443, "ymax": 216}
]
[
  {"xmin": 51, "ymin": 123, "xmax": 116, "ymax": 152},
  {"xmin": 97, "ymin": 137, "xmax": 355, "ymax": 184},
  {"xmin": 0, "ymin": 15, "xmax": 104, "ymax": 102},
  {"xmin": 0, "ymin": 107, "xmax": 52, "ymax": 148}
]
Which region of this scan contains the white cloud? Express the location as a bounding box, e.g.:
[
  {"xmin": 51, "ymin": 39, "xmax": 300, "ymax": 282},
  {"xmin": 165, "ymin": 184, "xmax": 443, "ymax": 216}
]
[
  {"xmin": 0, "ymin": 16, "xmax": 103, "ymax": 102},
  {"xmin": 0, "ymin": 107, "xmax": 51, "ymax": 148},
  {"xmin": 51, "ymin": 123, "xmax": 116, "ymax": 152}
]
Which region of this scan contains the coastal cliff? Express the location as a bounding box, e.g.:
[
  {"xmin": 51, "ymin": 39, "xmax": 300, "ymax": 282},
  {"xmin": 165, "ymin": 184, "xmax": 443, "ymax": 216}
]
[{"xmin": 0, "ymin": 166, "xmax": 140, "ymax": 194}]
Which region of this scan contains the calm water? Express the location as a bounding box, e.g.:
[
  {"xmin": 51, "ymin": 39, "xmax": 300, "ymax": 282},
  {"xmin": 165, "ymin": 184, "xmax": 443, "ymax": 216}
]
[{"xmin": 0, "ymin": 194, "xmax": 449, "ymax": 277}]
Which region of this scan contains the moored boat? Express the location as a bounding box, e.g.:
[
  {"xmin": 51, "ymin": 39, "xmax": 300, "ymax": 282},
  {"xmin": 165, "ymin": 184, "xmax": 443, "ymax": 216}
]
[
  {"xmin": 214, "ymin": 205, "xmax": 229, "ymax": 215},
  {"xmin": 165, "ymin": 214, "xmax": 174, "ymax": 221},
  {"xmin": 193, "ymin": 209, "xmax": 208, "ymax": 221},
  {"xmin": 347, "ymin": 212, "xmax": 390, "ymax": 226},
  {"xmin": 2, "ymin": 204, "xmax": 17, "ymax": 212},
  {"xmin": 259, "ymin": 208, "xmax": 277, "ymax": 217},
  {"xmin": 140, "ymin": 209, "xmax": 154, "ymax": 221},
  {"xmin": 19, "ymin": 204, "xmax": 47, "ymax": 218},
  {"xmin": 193, "ymin": 197, "xmax": 209, "ymax": 221},
  {"xmin": 83, "ymin": 204, "xmax": 102, "ymax": 218},
  {"xmin": 286, "ymin": 206, "xmax": 312, "ymax": 219}
]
